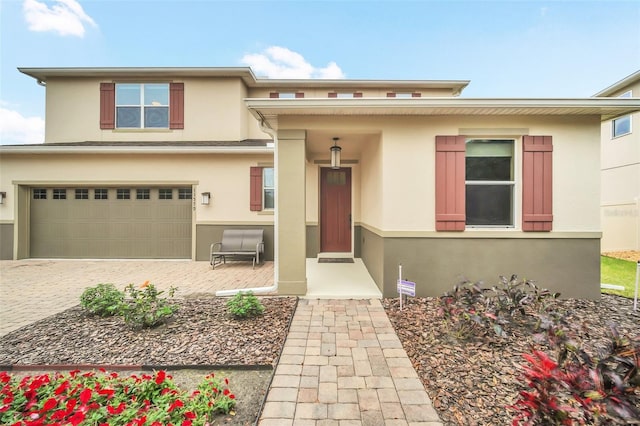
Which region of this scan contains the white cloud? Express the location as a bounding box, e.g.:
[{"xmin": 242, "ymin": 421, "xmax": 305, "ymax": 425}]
[
  {"xmin": 241, "ymin": 46, "xmax": 345, "ymax": 79},
  {"xmin": 23, "ymin": 0, "xmax": 97, "ymax": 37},
  {"xmin": 0, "ymin": 108, "xmax": 45, "ymax": 145}
]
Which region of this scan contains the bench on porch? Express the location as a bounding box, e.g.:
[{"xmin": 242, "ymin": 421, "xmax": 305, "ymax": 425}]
[{"xmin": 210, "ymin": 229, "xmax": 264, "ymax": 269}]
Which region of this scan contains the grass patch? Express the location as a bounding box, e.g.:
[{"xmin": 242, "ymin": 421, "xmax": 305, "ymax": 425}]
[{"xmin": 601, "ymin": 255, "xmax": 638, "ymax": 299}]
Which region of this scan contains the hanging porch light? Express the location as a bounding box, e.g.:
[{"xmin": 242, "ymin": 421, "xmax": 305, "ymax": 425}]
[{"xmin": 330, "ymin": 137, "xmax": 341, "ymax": 169}]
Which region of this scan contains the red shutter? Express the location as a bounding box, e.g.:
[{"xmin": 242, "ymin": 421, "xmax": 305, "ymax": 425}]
[
  {"xmin": 250, "ymin": 167, "xmax": 263, "ymax": 211},
  {"xmin": 522, "ymin": 136, "xmax": 553, "ymax": 231},
  {"xmin": 100, "ymin": 83, "xmax": 115, "ymax": 129},
  {"xmin": 412, "ymin": 92, "xmax": 421, "ymax": 98},
  {"xmin": 328, "ymin": 92, "xmax": 337, "ymax": 98},
  {"xmin": 269, "ymin": 92, "xmax": 279, "ymax": 98},
  {"xmin": 353, "ymin": 92, "xmax": 363, "ymax": 98},
  {"xmin": 295, "ymin": 92, "xmax": 305, "ymax": 98},
  {"xmin": 435, "ymin": 136, "xmax": 466, "ymax": 231},
  {"xmin": 169, "ymin": 82, "xmax": 184, "ymax": 129},
  {"xmin": 386, "ymin": 92, "xmax": 396, "ymax": 98}
]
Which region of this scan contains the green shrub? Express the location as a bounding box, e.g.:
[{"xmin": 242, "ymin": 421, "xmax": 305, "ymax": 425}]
[
  {"xmin": 227, "ymin": 291, "xmax": 264, "ymax": 319},
  {"xmin": 80, "ymin": 283, "xmax": 125, "ymax": 317},
  {"xmin": 119, "ymin": 281, "xmax": 177, "ymax": 328}
]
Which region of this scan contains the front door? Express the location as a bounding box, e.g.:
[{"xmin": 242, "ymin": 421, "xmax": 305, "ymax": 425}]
[{"xmin": 320, "ymin": 167, "xmax": 352, "ymax": 252}]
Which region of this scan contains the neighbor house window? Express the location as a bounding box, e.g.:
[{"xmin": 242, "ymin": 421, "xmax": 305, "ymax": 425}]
[
  {"xmin": 95, "ymin": 189, "xmax": 108, "ymax": 200},
  {"xmin": 465, "ymin": 139, "xmax": 515, "ymax": 227},
  {"xmin": 136, "ymin": 189, "xmax": 150, "ymax": 200},
  {"xmin": 33, "ymin": 189, "xmax": 47, "ymax": 199},
  {"xmin": 178, "ymin": 188, "xmax": 192, "ymax": 200},
  {"xmin": 115, "ymin": 83, "xmax": 169, "ymax": 128},
  {"xmin": 159, "ymin": 189, "xmax": 173, "ymax": 200},
  {"xmin": 53, "ymin": 189, "xmax": 67, "ymax": 200},
  {"xmin": 117, "ymin": 189, "xmax": 131, "ymax": 200},
  {"xmin": 263, "ymin": 168, "xmax": 274, "ymax": 209},
  {"xmin": 75, "ymin": 189, "xmax": 89, "ymax": 200},
  {"xmin": 613, "ymin": 115, "xmax": 631, "ymax": 138}
]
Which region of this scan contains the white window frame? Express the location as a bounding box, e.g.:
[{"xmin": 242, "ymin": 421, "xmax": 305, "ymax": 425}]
[
  {"xmin": 115, "ymin": 83, "xmax": 169, "ymax": 129},
  {"xmin": 465, "ymin": 138, "xmax": 518, "ymax": 229},
  {"xmin": 263, "ymin": 167, "xmax": 274, "ymax": 210},
  {"xmin": 612, "ymin": 115, "xmax": 632, "ymax": 138}
]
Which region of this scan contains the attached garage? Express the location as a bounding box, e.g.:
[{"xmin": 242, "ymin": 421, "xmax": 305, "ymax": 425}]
[{"xmin": 29, "ymin": 186, "xmax": 192, "ymax": 259}]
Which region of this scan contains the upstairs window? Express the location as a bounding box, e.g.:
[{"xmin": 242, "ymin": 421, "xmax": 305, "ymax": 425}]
[
  {"xmin": 116, "ymin": 83, "xmax": 169, "ymax": 128},
  {"xmin": 465, "ymin": 139, "xmax": 515, "ymax": 227},
  {"xmin": 613, "ymin": 115, "xmax": 631, "ymax": 138}
]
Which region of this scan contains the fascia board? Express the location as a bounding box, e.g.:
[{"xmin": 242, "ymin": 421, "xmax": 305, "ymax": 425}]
[{"xmin": 0, "ymin": 146, "xmax": 274, "ymax": 155}]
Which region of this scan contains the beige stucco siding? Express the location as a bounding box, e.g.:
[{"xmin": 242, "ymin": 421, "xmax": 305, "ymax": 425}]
[
  {"xmin": 0, "ymin": 153, "xmax": 274, "ymax": 224},
  {"xmin": 281, "ymin": 114, "xmax": 601, "ymax": 234},
  {"xmin": 44, "ymin": 78, "xmax": 267, "ymax": 143}
]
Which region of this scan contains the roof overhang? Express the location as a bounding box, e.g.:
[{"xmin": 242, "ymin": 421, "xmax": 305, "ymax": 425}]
[
  {"xmin": 17, "ymin": 67, "xmax": 470, "ymax": 94},
  {"xmin": 246, "ymin": 97, "xmax": 640, "ymax": 129},
  {"xmin": 0, "ymin": 143, "xmax": 274, "ymax": 155}
]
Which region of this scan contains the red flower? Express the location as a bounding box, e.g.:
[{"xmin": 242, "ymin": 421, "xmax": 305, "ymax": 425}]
[
  {"xmin": 141, "ymin": 280, "xmax": 150, "ymax": 288},
  {"xmin": 224, "ymin": 378, "xmax": 229, "ymax": 385},
  {"xmin": 79, "ymin": 388, "xmax": 92, "ymax": 405},
  {"xmin": 42, "ymin": 397, "xmax": 57, "ymax": 411},
  {"xmin": 67, "ymin": 411, "xmax": 86, "ymax": 426},
  {"xmin": 223, "ymin": 389, "xmax": 230, "ymax": 396},
  {"xmin": 182, "ymin": 421, "xmax": 192, "ymax": 426},
  {"xmin": 229, "ymin": 394, "xmax": 235, "ymax": 399},
  {"xmin": 155, "ymin": 370, "xmax": 166, "ymax": 385},
  {"xmin": 184, "ymin": 411, "xmax": 196, "ymax": 419},
  {"xmin": 168, "ymin": 399, "xmax": 184, "ymax": 413},
  {"xmin": 54, "ymin": 381, "xmax": 70, "ymax": 395},
  {"xmin": 107, "ymin": 401, "xmax": 126, "ymax": 415}
]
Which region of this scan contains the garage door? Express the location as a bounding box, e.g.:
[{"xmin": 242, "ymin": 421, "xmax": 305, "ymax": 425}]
[{"xmin": 30, "ymin": 187, "xmax": 192, "ymax": 259}]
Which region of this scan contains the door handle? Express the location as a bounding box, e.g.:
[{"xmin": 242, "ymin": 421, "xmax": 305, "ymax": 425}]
[{"xmin": 348, "ymin": 214, "xmax": 352, "ymax": 225}]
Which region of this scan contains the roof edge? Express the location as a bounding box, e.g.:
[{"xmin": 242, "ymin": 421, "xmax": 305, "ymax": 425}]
[{"xmin": 594, "ymin": 70, "xmax": 640, "ymax": 97}]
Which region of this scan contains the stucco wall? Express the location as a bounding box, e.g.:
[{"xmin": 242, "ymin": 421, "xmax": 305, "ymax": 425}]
[
  {"xmin": 0, "ymin": 152, "xmax": 275, "ymax": 259},
  {"xmin": 44, "ymin": 77, "xmax": 267, "ymax": 143}
]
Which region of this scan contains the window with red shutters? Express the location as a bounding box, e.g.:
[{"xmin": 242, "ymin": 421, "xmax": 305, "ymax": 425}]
[
  {"xmin": 522, "ymin": 136, "xmax": 553, "ymax": 231},
  {"xmin": 435, "ymin": 136, "xmax": 466, "ymax": 231},
  {"xmin": 100, "ymin": 82, "xmax": 184, "ymax": 129}
]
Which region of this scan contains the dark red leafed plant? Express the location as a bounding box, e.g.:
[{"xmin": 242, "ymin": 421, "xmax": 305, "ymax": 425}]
[{"xmin": 511, "ymin": 326, "xmax": 640, "ymax": 425}]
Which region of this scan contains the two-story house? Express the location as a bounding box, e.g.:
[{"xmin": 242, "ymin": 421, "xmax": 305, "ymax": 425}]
[
  {"xmin": 596, "ymin": 70, "xmax": 640, "ymax": 252},
  {"xmin": 2, "ymin": 67, "xmax": 639, "ymax": 298}
]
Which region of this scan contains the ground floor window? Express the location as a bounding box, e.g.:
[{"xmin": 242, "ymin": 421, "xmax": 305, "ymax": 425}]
[
  {"xmin": 263, "ymin": 168, "xmax": 274, "ymax": 209},
  {"xmin": 465, "ymin": 139, "xmax": 514, "ymax": 226}
]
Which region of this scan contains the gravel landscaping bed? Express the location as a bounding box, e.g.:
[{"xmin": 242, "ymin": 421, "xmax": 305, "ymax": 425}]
[
  {"xmin": 384, "ymin": 293, "xmax": 640, "ymax": 425},
  {"xmin": 0, "ymin": 296, "xmax": 297, "ymax": 425}
]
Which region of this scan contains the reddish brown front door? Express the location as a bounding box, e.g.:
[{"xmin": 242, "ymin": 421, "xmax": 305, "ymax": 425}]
[{"xmin": 320, "ymin": 167, "xmax": 352, "ymax": 252}]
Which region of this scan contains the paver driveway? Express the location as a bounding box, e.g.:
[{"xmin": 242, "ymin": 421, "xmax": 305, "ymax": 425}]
[{"xmin": 0, "ymin": 259, "xmax": 274, "ymax": 336}]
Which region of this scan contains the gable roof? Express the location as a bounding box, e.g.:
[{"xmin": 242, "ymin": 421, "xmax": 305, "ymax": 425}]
[{"xmin": 594, "ymin": 70, "xmax": 640, "ymax": 97}]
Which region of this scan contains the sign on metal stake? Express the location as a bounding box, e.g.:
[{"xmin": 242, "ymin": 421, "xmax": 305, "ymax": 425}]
[{"xmin": 397, "ymin": 264, "xmax": 416, "ymax": 311}]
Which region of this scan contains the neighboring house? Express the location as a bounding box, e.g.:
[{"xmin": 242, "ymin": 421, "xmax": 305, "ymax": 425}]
[
  {"xmin": 1, "ymin": 67, "xmax": 639, "ymax": 299},
  {"xmin": 595, "ymin": 70, "xmax": 640, "ymax": 252}
]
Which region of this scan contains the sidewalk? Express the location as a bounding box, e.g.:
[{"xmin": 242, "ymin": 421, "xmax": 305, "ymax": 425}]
[{"xmin": 259, "ymin": 299, "xmax": 442, "ymax": 425}]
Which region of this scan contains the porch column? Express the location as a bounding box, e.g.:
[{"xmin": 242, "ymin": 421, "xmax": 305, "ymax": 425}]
[{"xmin": 276, "ymin": 129, "xmax": 307, "ymax": 295}]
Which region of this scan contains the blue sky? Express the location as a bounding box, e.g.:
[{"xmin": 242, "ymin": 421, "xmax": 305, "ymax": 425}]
[{"xmin": 1, "ymin": 0, "xmax": 639, "ymax": 145}]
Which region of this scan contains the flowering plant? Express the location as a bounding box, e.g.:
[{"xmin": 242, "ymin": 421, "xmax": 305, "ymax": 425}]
[
  {"xmin": 120, "ymin": 281, "xmax": 178, "ymax": 328},
  {"xmin": 0, "ymin": 369, "xmax": 235, "ymax": 425}
]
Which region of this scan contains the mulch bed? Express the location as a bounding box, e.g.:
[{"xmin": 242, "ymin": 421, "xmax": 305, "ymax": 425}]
[
  {"xmin": 384, "ymin": 294, "xmax": 640, "ymax": 425},
  {"xmin": 0, "ymin": 297, "xmax": 297, "ymax": 366}
]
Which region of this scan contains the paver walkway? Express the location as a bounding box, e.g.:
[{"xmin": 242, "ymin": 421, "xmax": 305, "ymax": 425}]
[{"xmin": 259, "ymin": 299, "xmax": 442, "ymax": 425}]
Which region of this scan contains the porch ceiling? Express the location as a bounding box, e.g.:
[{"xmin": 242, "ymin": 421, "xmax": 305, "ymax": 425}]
[{"xmin": 247, "ymin": 97, "xmax": 640, "ymax": 129}]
